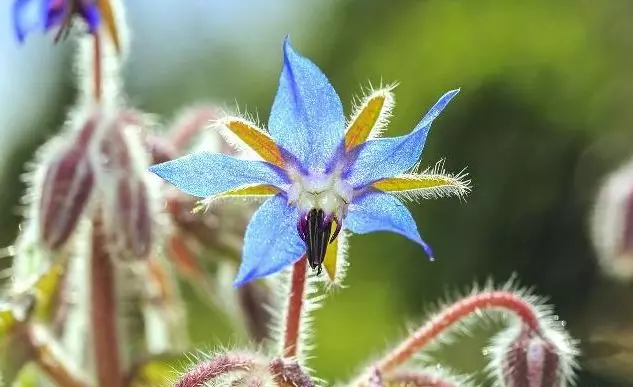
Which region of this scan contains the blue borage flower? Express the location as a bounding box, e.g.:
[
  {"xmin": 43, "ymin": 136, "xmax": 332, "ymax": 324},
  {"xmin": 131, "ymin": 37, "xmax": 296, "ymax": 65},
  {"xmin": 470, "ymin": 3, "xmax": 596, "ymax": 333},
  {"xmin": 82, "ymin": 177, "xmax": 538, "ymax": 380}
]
[
  {"xmin": 149, "ymin": 38, "xmax": 470, "ymax": 287},
  {"xmin": 13, "ymin": 0, "xmax": 120, "ymax": 51}
]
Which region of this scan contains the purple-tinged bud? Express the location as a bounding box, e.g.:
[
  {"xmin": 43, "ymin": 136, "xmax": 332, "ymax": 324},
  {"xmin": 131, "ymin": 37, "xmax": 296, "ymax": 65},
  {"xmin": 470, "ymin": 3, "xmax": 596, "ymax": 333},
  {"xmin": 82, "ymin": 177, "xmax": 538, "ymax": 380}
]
[
  {"xmin": 98, "ymin": 121, "xmax": 132, "ymax": 170},
  {"xmin": 96, "ymin": 118, "xmax": 154, "ymax": 260},
  {"xmin": 38, "ymin": 119, "xmax": 97, "ymax": 250},
  {"xmin": 113, "ymin": 176, "xmax": 152, "ymax": 259},
  {"xmin": 366, "ymin": 367, "xmax": 384, "ymax": 387},
  {"xmin": 268, "ymin": 357, "xmax": 314, "ymax": 387},
  {"xmin": 592, "ymin": 157, "xmax": 633, "ymax": 281},
  {"xmin": 502, "ymin": 327, "xmax": 558, "ymax": 387},
  {"xmin": 493, "ymin": 323, "xmax": 578, "ymax": 387}
]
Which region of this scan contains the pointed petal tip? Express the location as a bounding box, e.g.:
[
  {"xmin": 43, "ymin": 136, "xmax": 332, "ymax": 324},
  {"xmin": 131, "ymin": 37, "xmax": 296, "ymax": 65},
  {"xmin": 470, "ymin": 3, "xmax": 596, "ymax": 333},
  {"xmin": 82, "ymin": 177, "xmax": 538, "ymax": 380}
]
[
  {"xmin": 421, "ymin": 240, "xmax": 435, "ymax": 261},
  {"xmin": 270, "ymin": 33, "xmax": 345, "ymax": 169},
  {"xmin": 232, "ymin": 276, "xmax": 248, "ymax": 288},
  {"xmin": 15, "ymin": 32, "xmax": 26, "ymax": 43},
  {"xmin": 233, "ymin": 264, "xmax": 253, "ymax": 287},
  {"xmin": 233, "ymin": 262, "xmax": 269, "ymax": 288},
  {"xmin": 147, "ymin": 163, "xmax": 163, "ymax": 176},
  {"xmin": 282, "ymin": 35, "xmax": 297, "ymax": 61},
  {"xmin": 12, "ymin": 0, "xmax": 35, "ymax": 43},
  {"xmin": 444, "ymin": 88, "xmax": 461, "ymax": 100}
]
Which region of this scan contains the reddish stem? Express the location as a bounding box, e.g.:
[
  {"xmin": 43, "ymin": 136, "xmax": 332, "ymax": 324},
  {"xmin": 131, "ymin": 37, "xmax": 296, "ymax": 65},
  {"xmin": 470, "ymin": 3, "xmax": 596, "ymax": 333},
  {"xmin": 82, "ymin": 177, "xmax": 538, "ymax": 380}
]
[
  {"xmin": 90, "ymin": 219, "xmax": 123, "ymax": 387},
  {"xmin": 374, "ymin": 290, "xmax": 541, "ymax": 374},
  {"xmin": 174, "ymin": 354, "xmax": 259, "ymax": 387},
  {"xmin": 282, "ymin": 257, "xmax": 308, "ymax": 358},
  {"xmin": 93, "ymin": 34, "xmax": 102, "ymax": 101}
]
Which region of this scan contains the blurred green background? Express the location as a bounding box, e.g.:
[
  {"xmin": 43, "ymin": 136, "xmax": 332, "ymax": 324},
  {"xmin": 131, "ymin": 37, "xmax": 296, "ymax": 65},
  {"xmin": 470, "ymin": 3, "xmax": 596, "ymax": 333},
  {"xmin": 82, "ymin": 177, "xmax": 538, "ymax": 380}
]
[{"xmin": 4, "ymin": 0, "xmax": 633, "ymax": 385}]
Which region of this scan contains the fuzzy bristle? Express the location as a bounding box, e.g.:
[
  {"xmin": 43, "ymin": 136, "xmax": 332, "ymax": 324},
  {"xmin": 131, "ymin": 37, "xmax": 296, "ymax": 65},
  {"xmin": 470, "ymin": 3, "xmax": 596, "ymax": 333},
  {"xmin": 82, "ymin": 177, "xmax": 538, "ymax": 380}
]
[
  {"xmin": 346, "ymin": 81, "xmax": 398, "ymax": 141},
  {"xmin": 391, "ymin": 159, "xmax": 472, "ymax": 203}
]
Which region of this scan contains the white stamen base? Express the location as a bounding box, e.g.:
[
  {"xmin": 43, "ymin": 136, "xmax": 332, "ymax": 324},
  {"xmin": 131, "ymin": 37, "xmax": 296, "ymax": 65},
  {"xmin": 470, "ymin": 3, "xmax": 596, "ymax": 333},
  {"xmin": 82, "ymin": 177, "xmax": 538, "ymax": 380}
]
[{"xmin": 286, "ymin": 168, "xmax": 352, "ymax": 220}]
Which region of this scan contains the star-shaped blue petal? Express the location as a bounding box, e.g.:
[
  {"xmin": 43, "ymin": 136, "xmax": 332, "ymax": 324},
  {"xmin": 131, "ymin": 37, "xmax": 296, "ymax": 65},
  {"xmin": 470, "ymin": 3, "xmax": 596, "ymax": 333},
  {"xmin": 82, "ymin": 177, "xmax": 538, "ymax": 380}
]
[
  {"xmin": 269, "ymin": 39, "xmax": 345, "ymax": 171},
  {"xmin": 342, "ymin": 89, "xmax": 460, "ymax": 188},
  {"xmin": 149, "ymin": 152, "xmax": 288, "ymax": 198},
  {"xmin": 149, "ymin": 37, "xmax": 468, "ymax": 286},
  {"xmin": 234, "ymin": 194, "xmax": 305, "ymax": 286}
]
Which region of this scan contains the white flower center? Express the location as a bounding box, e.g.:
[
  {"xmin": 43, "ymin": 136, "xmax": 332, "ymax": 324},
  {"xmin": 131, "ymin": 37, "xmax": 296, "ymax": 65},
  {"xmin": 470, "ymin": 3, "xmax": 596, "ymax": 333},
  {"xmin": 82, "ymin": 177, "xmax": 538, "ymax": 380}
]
[{"xmin": 287, "ymin": 168, "xmax": 352, "ymax": 219}]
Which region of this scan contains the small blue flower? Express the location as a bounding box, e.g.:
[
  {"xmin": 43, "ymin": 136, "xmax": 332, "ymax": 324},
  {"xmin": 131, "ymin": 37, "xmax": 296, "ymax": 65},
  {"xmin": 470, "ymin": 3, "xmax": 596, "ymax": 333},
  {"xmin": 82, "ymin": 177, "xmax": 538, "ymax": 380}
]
[
  {"xmin": 13, "ymin": 0, "xmax": 100, "ymax": 42},
  {"xmin": 150, "ymin": 38, "xmax": 469, "ymax": 286}
]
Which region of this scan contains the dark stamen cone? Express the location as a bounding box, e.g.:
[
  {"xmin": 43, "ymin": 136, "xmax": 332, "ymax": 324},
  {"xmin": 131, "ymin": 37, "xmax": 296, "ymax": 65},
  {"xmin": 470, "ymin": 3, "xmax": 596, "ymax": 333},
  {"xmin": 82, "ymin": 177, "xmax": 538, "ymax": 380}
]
[{"xmin": 303, "ymin": 209, "xmax": 332, "ymax": 275}]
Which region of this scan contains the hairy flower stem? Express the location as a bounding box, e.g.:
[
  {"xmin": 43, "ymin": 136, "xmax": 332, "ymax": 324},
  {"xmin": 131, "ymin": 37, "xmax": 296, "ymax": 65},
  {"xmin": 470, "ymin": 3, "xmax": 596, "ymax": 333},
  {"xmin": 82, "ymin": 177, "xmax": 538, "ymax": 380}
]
[
  {"xmin": 282, "ymin": 256, "xmax": 308, "ymax": 358},
  {"xmin": 90, "ymin": 219, "xmax": 123, "ymax": 387},
  {"xmin": 24, "ymin": 325, "xmax": 89, "ymax": 387},
  {"xmin": 354, "ymin": 291, "xmax": 541, "ymax": 385},
  {"xmin": 174, "ymin": 354, "xmax": 259, "ymax": 387}
]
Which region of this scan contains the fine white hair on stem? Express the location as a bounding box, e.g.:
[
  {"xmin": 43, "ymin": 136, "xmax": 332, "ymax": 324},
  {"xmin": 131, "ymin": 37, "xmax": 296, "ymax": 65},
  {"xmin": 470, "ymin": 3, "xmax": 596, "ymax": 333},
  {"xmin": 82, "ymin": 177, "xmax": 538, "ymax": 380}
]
[
  {"xmin": 352, "ymin": 276, "xmax": 577, "ymax": 386},
  {"xmin": 74, "ymin": 0, "xmax": 130, "ymax": 109},
  {"xmin": 265, "ymin": 265, "xmax": 324, "ymax": 369},
  {"xmin": 409, "ymin": 277, "xmax": 544, "ymax": 355}
]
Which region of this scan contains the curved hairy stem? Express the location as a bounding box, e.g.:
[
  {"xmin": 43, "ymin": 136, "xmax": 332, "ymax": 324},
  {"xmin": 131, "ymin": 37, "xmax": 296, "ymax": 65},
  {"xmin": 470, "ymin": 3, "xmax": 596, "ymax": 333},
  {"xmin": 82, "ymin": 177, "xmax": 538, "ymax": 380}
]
[
  {"xmin": 351, "ymin": 290, "xmax": 541, "ymax": 386},
  {"xmin": 174, "ymin": 353, "xmax": 260, "ymax": 387}
]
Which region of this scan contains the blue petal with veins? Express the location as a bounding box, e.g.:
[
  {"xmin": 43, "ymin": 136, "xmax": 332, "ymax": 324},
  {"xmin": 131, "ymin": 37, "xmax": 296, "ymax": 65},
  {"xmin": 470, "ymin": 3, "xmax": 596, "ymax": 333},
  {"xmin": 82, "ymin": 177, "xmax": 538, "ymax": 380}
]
[
  {"xmin": 148, "ymin": 38, "xmax": 461, "ymax": 286},
  {"xmin": 149, "ymin": 152, "xmax": 288, "ymax": 198},
  {"xmin": 343, "ymin": 89, "xmax": 460, "ymax": 188},
  {"xmin": 234, "ymin": 194, "xmax": 306, "ymax": 286},
  {"xmin": 345, "ymin": 190, "xmax": 434, "ymax": 259},
  {"xmin": 268, "ymin": 37, "xmax": 345, "ymax": 171}
]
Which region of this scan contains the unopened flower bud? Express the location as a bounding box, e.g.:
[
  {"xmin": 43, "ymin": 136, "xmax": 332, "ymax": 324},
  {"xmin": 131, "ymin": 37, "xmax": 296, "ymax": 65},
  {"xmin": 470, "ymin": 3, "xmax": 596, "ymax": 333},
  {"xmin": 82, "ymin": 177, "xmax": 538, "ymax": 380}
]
[
  {"xmin": 591, "ymin": 157, "xmax": 633, "ymax": 281},
  {"xmin": 38, "ymin": 118, "xmax": 97, "ymax": 250},
  {"xmin": 96, "ymin": 117, "xmax": 154, "ymax": 260},
  {"xmin": 495, "ymin": 323, "xmax": 577, "ymax": 387},
  {"xmin": 114, "ymin": 176, "xmax": 152, "ymax": 258},
  {"xmin": 268, "ymin": 357, "xmax": 314, "ymax": 387}
]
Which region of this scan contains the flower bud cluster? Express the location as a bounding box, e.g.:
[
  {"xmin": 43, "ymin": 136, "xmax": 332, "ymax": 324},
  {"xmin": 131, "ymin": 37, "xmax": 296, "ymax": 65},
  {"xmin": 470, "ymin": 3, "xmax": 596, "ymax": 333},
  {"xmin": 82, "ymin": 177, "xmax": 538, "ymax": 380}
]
[{"xmin": 34, "ymin": 105, "xmax": 155, "ymax": 261}]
